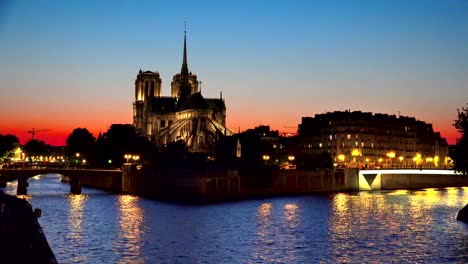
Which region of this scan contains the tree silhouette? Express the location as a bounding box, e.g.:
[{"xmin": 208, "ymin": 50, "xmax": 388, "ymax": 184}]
[
  {"xmin": 453, "ymin": 103, "xmax": 468, "ymax": 175},
  {"xmin": 66, "ymin": 128, "xmax": 95, "ymax": 160},
  {"xmin": 0, "ymin": 134, "xmax": 19, "ymax": 159},
  {"xmin": 94, "ymin": 124, "xmax": 155, "ymax": 167},
  {"xmin": 23, "ymin": 139, "xmax": 49, "ymax": 156}
]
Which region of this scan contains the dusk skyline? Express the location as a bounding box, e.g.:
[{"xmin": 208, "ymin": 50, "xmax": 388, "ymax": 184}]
[{"xmin": 1, "ymin": 0, "xmax": 467, "ymax": 145}]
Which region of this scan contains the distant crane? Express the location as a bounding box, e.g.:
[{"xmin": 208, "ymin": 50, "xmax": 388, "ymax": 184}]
[{"xmin": 27, "ymin": 128, "xmax": 51, "ymax": 140}]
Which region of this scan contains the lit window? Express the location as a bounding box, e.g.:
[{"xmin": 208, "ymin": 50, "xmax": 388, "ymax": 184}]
[
  {"xmin": 361, "ymin": 142, "xmax": 364, "ymax": 147},
  {"xmin": 330, "ymin": 135, "xmax": 333, "ymax": 140},
  {"xmin": 347, "ymin": 134, "xmax": 351, "ymax": 139},
  {"xmin": 355, "ymin": 141, "xmax": 358, "ymax": 147},
  {"xmin": 319, "ymin": 143, "xmax": 323, "ymax": 148}
]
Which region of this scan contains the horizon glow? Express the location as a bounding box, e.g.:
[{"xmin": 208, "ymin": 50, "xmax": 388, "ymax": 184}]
[{"xmin": 1, "ymin": 0, "xmax": 467, "ymax": 146}]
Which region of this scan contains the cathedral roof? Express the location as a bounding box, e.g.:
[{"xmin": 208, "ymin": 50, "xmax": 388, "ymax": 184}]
[
  {"xmin": 179, "ymin": 92, "xmax": 209, "ymax": 111},
  {"xmin": 206, "ymin": 98, "xmax": 226, "ymax": 111},
  {"xmin": 151, "ymin": 97, "xmax": 177, "ymax": 113}
]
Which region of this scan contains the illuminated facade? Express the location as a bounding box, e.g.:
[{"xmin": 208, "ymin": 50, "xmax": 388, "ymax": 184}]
[
  {"xmin": 298, "ymin": 111, "xmax": 449, "ymax": 168},
  {"xmin": 133, "ymin": 32, "xmax": 232, "ymax": 152}
]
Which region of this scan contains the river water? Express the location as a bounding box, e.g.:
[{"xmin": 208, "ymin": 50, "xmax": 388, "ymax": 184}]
[{"xmin": 3, "ymin": 173, "xmax": 468, "ymax": 263}]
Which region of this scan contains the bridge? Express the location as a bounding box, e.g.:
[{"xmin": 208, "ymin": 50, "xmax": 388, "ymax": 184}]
[{"xmin": 0, "ymin": 168, "xmax": 122, "ymax": 195}]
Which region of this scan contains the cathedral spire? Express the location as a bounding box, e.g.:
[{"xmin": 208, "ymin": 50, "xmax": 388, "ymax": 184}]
[
  {"xmin": 177, "ymin": 26, "xmax": 192, "ymax": 108},
  {"xmin": 181, "ymin": 28, "xmax": 189, "ymax": 77}
]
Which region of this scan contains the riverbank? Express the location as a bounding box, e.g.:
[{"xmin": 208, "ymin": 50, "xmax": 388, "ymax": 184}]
[
  {"xmin": 0, "ymin": 190, "xmax": 57, "ymax": 264},
  {"xmin": 86, "ymin": 166, "xmax": 468, "ymax": 204}
]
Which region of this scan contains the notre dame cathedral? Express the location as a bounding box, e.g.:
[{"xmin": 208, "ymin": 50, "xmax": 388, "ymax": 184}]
[{"xmin": 133, "ymin": 31, "xmax": 232, "ymax": 153}]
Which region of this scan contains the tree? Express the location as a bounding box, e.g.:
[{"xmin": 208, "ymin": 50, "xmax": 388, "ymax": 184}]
[
  {"xmin": 453, "ymin": 103, "xmax": 468, "ymax": 175},
  {"xmin": 0, "ymin": 134, "xmax": 19, "ymax": 162},
  {"xmin": 93, "ymin": 124, "xmax": 155, "ymax": 167},
  {"xmin": 66, "ymin": 128, "xmax": 95, "ymax": 160},
  {"xmin": 23, "ymin": 139, "xmax": 49, "ymax": 156}
]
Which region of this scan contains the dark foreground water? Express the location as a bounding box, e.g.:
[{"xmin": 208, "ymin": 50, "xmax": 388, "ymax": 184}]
[{"xmin": 3, "ymin": 174, "xmax": 468, "ymax": 263}]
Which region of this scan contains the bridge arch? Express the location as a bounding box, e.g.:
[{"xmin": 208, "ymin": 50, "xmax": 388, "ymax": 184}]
[{"xmin": 0, "ymin": 169, "xmax": 122, "ymax": 195}]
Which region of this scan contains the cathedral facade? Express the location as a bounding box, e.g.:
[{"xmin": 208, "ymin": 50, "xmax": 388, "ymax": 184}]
[{"xmin": 133, "ymin": 32, "xmax": 232, "ymax": 152}]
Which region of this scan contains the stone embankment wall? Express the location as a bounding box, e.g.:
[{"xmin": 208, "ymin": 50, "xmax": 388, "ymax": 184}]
[
  {"xmin": 61, "ymin": 170, "xmax": 122, "ymax": 193},
  {"xmin": 122, "ymin": 165, "xmax": 240, "ymax": 202},
  {"xmin": 380, "ymin": 173, "xmax": 468, "ymax": 189},
  {"xmin": 274, "ymin": 169, "xmax": 359, "ymax": 193}
]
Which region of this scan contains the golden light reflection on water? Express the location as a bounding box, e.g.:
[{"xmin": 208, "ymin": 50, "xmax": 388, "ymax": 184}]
[
  {"xmin": 329, "ymin": 188, "xmax": 468, "ymax": 262},
  {"xmin": 114, "ymin": 195, "xmax": 144, "ymax": 264},
  {"xmin": 252, "ymin": 202, "xmax": 303, "ymax": 263},
  {"xmin": 68, "ymin": 194, "xmax": 86, "ymax": 240},
  {"xmin": 283, "ymin": 203, "xmax": 299, "ymax": 225},
  {"xmin": 389, "ymin": 189, "xmax": 408, "ymax": 195},
  {"xmin": 257, "ymin": 203, "xmax": 272, "ymax": 219},
  {"xmin": 253, "ymin": 203, "xmax": 275, "ymax": 262}
]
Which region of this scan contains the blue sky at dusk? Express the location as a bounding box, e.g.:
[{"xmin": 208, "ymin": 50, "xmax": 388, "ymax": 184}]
[{"xmin": 1, "ymin": 0, "xmax": 467, "ymax": 145}]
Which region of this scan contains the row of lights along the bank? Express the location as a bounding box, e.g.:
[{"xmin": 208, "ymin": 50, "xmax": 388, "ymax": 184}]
[
  {"xmin": 9, "ymin": 147, "xmax": 451, "ymax": 169},
  {"xmin": 334, "ymin": 150, "xmax": 451, "ymax": 168}
]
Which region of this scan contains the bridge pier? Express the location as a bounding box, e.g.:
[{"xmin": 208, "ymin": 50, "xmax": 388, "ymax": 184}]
[
  {"xmin": 70, "ymin": 177, "xmax": 81, "ymax": 194},
  {"xmin": 17, "ymin": 177, "xmax": 28, "ymax": 195}
]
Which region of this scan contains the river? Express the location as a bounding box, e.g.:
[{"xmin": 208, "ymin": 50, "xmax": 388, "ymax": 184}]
[{"xmin": 3, "ymin": 173, "xmax": 468, "ymax": 263}]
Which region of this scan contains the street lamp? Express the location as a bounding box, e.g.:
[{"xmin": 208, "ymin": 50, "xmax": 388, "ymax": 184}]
[
  {"xmin": 337, "ymin": 154, "xmax": 345, "ymax": 162},
  {"xmin": 386, "ymin": 151, "xmax": 396, "ymax": 168},
  {"xmin": 132, "ymin": 155, "xmax": 140, "ymax": 163},
  {"xmin": 398, "ymin": 156, "xmax": 404, "ymax": 168},
  {"xmin": 124, "ymin": 154, "xmax": 131, "ymax": 163},
  {"xmin": 262, "ymin": 155, "xmax": 270, "ymax": 165}
]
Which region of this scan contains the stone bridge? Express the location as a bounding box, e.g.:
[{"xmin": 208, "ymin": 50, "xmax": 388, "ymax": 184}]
[{"xmin": 0, "ymin": 169, "xmax": 122, "ymax": 195}]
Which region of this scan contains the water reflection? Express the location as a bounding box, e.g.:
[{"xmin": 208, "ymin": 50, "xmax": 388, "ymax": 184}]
[
  {"xmin": 67, "ymin": 194, "xmax": 87, "ymax": 263},
  {"xmin": 329, "ymin": 188, "xmax": 468, "ymax": 262},
  {"xmin": 3, "ymin": 175, "xmax": 468, "ymax": 263},
  {"xmin": 253, "ymin": 203, "xmax": 275, "ymax": 262},
  {"xmin": 283, "ymin": 203, "xmax": 299, "ymax": 224},
  {"xmin": 113, "ymin": 195, "xmax": 145, "ymax": 264}
]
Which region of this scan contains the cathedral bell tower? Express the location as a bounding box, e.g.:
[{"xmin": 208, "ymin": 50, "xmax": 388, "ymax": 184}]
[{"xmin": 133, "ymin": 70, "xmax": 162, "ymax": 134}]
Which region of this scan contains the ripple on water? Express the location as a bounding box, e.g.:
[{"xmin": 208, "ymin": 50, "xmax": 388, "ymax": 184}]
[{"xmin": 3, "ymin": 176, "xmax": 468, "ymax": 263}]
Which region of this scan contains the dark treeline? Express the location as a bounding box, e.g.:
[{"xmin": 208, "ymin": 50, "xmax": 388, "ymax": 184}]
[
  {"xmin": 0, "ymin": 134, "xmax": 20, "ymax": 161},
  {"xmin": 66, "ymin": 124, "xmax": 156, "ymax": 168}
]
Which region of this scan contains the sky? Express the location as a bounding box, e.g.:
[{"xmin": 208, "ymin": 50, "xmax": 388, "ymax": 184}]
[{"xmin": 0, "ymin": 0, "xmax": 467, "ymax": 145}]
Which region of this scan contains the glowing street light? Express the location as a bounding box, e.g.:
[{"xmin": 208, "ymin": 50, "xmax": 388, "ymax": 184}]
[
  {"xmin": 351, "ymin": 148, "xmax": 361, "ymax": 157},
  {"xmin": 337, "ymin": 154, "xmax": 345, "ymax": 162},
  {"xmin": 124, "ymin": 154, "xmax": 131, "ymax": 163},
  {"xmin": 132, "ymin": 155, "xmax": 140, "ymax": 163},
  {"xmin": 262, "ymin": 155, "xmax": 270, "ymax": 165}
]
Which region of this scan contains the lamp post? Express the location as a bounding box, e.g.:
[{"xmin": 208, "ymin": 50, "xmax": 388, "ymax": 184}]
[
  {"xmin": 398, "ymin": 156, "xmax": 404, "ymax": 168},
  {"xmin": 124, "ymin": 154, "xmax": 131, "ymax": 164},
  {"xmin": 132, "ymin": 155, "xmax": 140, "ymax": 163},
  {"xmin": 386, "ymin": 151, "xmax": 395, "ymax": 168},
  {"xmin": 262, "ymin": 155, "xmax": 270, "ymax": 165}
]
